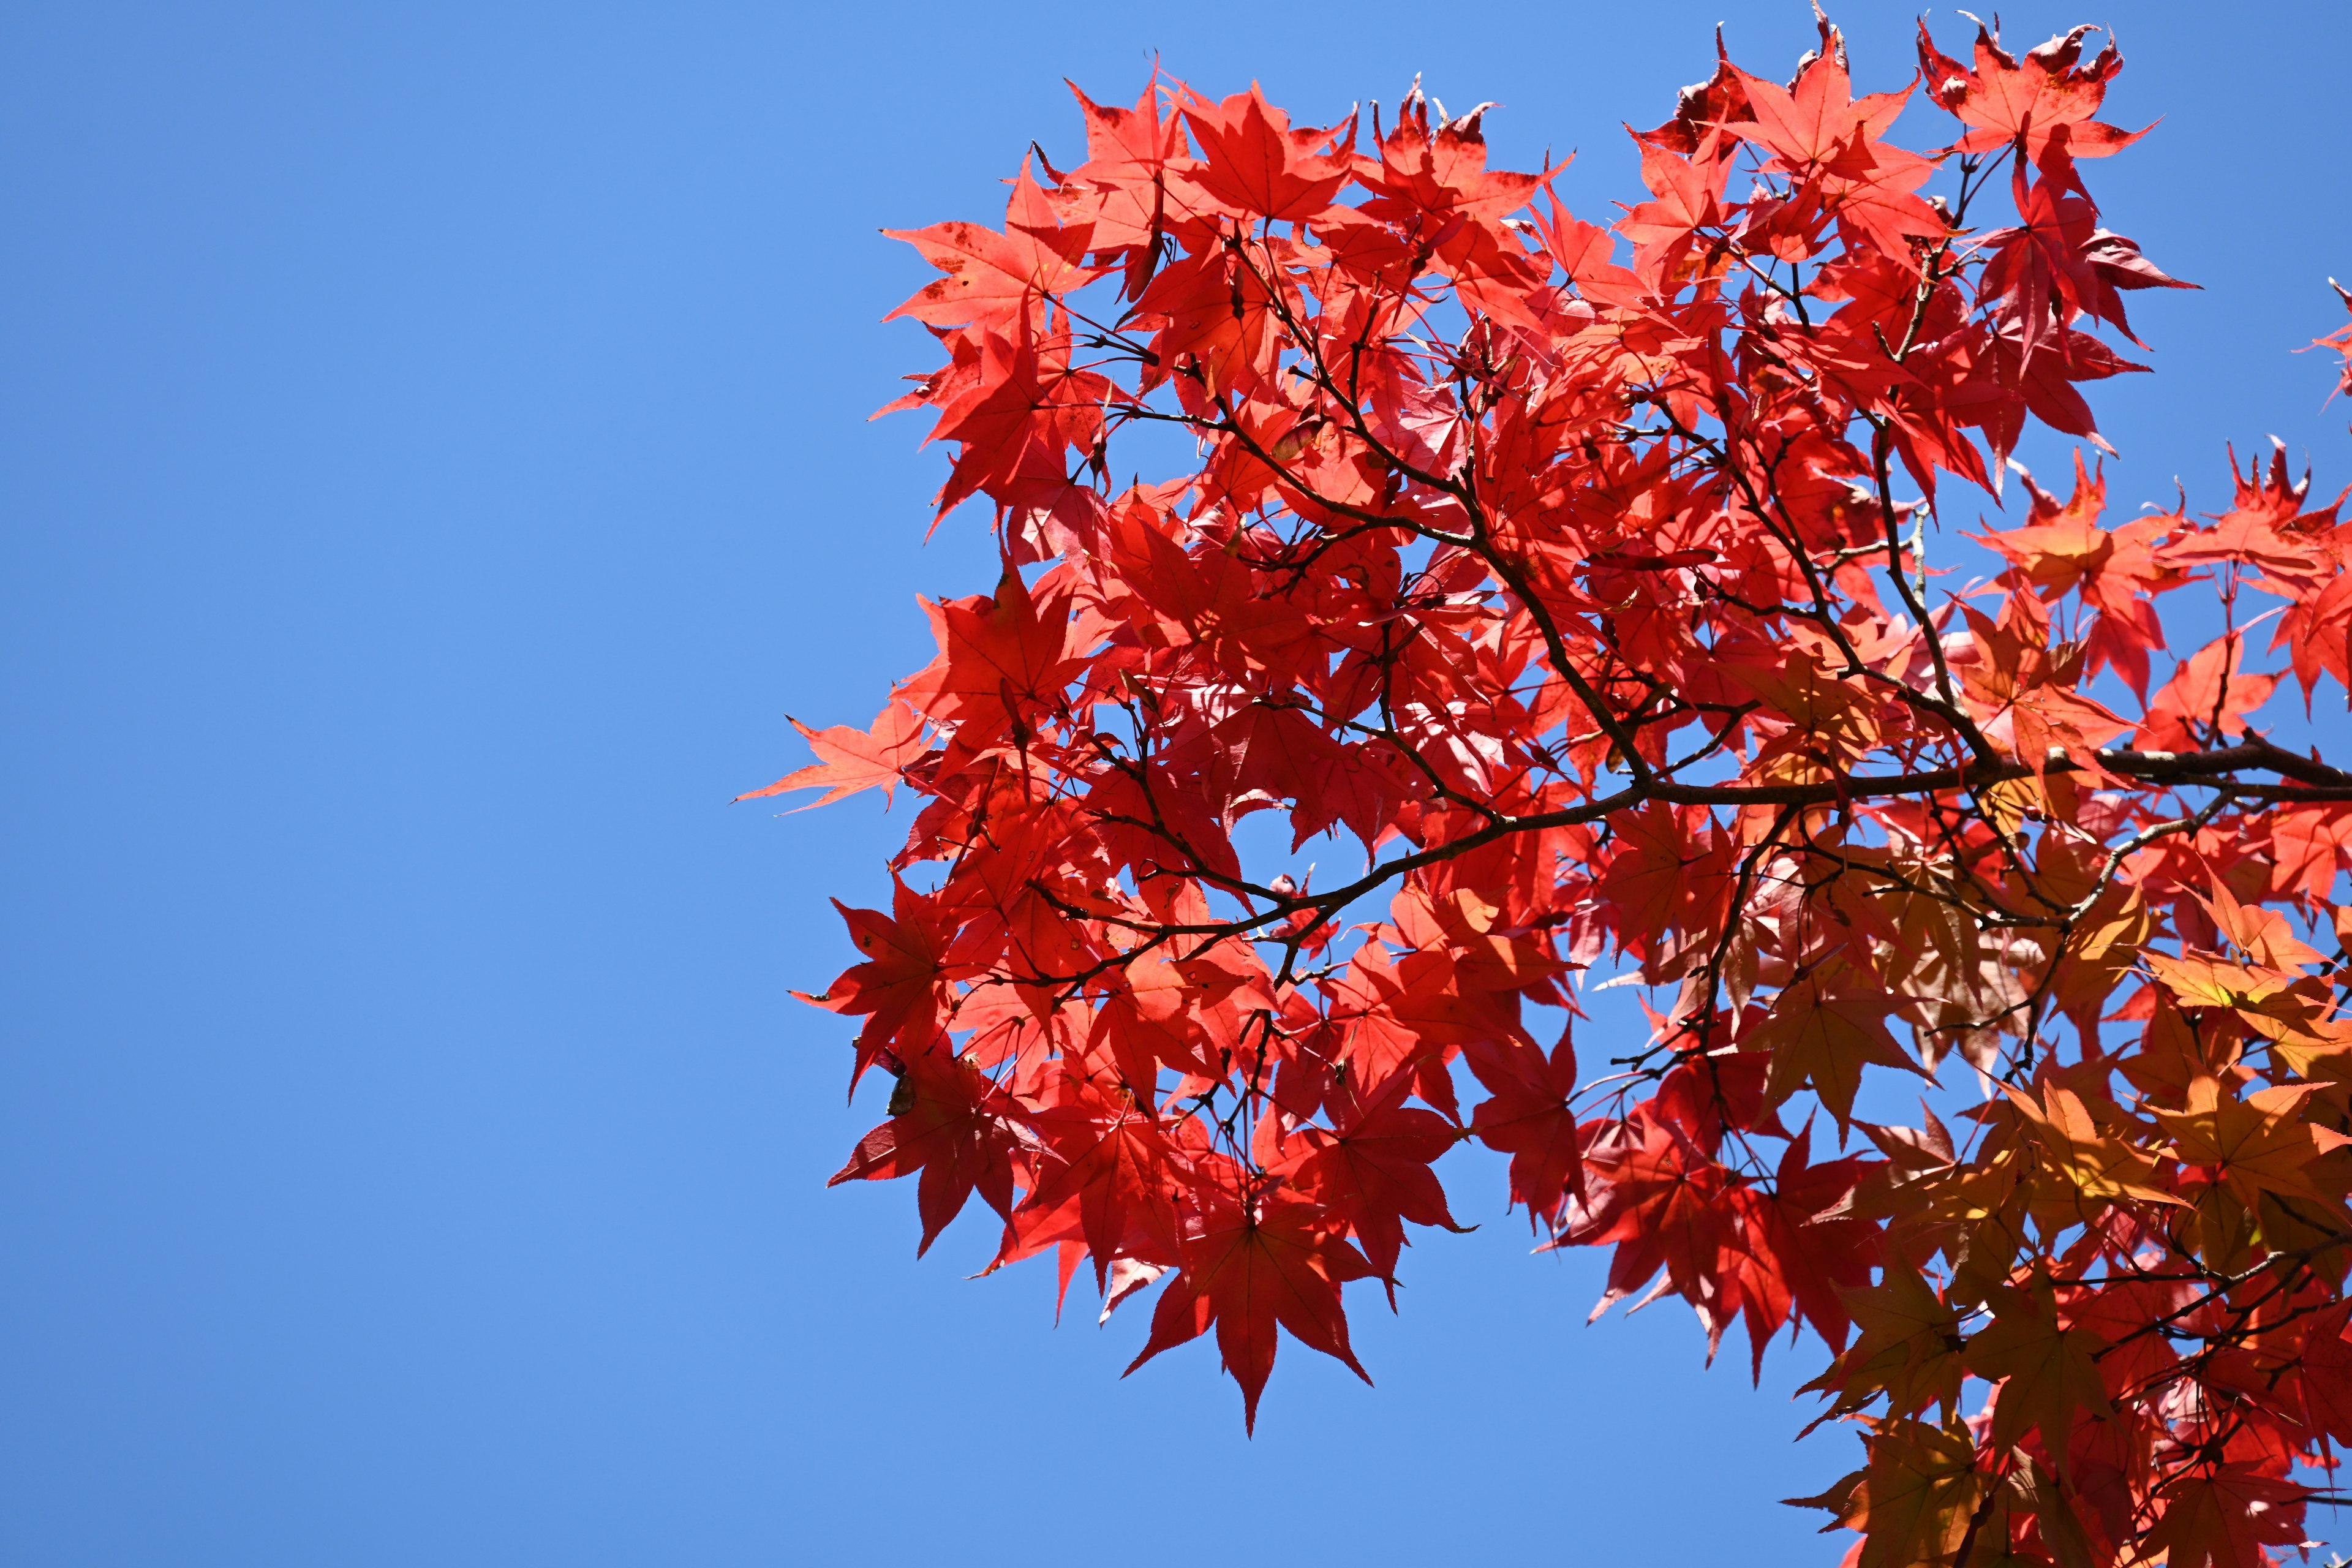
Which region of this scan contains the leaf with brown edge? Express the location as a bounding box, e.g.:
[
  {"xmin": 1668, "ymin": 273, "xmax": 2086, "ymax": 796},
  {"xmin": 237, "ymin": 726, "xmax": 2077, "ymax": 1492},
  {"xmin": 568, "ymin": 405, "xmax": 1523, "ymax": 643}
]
[{"xmin": 1916, "ymin": 17, "xmax": 2144, "ymax": 160}]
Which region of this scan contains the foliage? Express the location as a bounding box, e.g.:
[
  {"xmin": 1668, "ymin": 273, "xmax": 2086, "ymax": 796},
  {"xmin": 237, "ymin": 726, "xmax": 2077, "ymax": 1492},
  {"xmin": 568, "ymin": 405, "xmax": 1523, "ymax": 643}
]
[{"xmin": 752, "ymin": 13, "xmax": 2352, "ymax": 1564}]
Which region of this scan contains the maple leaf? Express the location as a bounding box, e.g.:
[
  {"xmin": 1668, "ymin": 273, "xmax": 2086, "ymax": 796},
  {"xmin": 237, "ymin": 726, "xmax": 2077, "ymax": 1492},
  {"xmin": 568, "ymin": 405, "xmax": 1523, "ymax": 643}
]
[
  {"xmin": 1917, "ymin": 18, "xmax": 2144, "ymax": 160},
  {"xmin": 884, "ymin": 162, "xmax": 1104, "ymax": 331},
  {"xmin": 2074, "ymin": 225, "xmax": 2198, "ymax": 344},
  {"xmin": 2004, "ymin": 1080, "xmax": 2179, "ymax": 1208},
  {"xmin": 1842, "ymin": 1416, "xmax": 1984, "ymax": 1568},
  {"xmin": 2135, "ymin": 1466, "xmax": 2310, "ymax": 1568},
  {"xmin": 1976, "ymin": 452, "xmax": 2180, "ymax": 701},
  {"xmin": 1975, "ymin": 140, "xmax": 2125, "ymax": 367},
  {"xmin": 1463, "ymin": 1028, "xmax": 1583, "ymax": 1226},
  {"xmin": 1277, "ymin": 1065, "xmax": 1468, "ymax": 1300},
  {"xmin": 2290, "ymin": 1302, "xmax": 2352, "ymax": 1443},
  {"xmin": 1127, "ymin": 244, "xmax": 1291, "ymax": 400},
  {"xmin": 736, "ymin": 703, "xmax": 928, "ymax": 809},
  {"xmin": 1123, "ymin": 1183, "xmax": 1374, "ymax": 1433},
  {"xmin": 1963, "ymin": 1277, "xmax": 2115, "ymax": 1458},
  {"xmin": 1319, "ymin": 941, "xmax": 1511, "ymax": 1114},
  {"xmin": 2158, "ymin": 439, "xmax": 2349, "ymax": 586},
  {"xmin": 1616, "ymin": 136, "xmax": 1732, "ymax": 277},
  {"xmin": 1720, "ymin": 1121, "xmax": 1880, "ymax": 1377},
  {"xmin": 1721, "ymin": 31, "xmax": 1898, "ymax": 175},
  {"xmin": 2151, "ymin": 1074, "xmax": 2351, "ymax": 1208},
  {"xmin": 1754, "ymin": 959, "xmax": 1924, "ymax": 1136},
  {"xmin": 897, "ymin": 565, "xmax": 1084, "ymax": 745},
  {"xmin": 2198, "ymin": 880, "xmax": 2327, "ymax": 971},
  {"xmin": 1592, "ymin": 800, "xmax": 1731, "ymax": 966},
  {"xmin": 1057, "ymin": 80, "xmax": 1189, "ymax": 296},
  {"xmin": 1817, "ymin": 1263, "xmax": 1969, "ymax": 1426},
  {"xmin": 1356, "ymin": 91, "xmax": 1541, "ymax": 225},
  {"xmin": 807, "ymin": 884, "xmax": 952, "ymax": 1095},
  {"xmin": 1351, "ymin": 92, "xmax": 1554, "ymax": 333},
  {"xmin": 1977, "ymin": 318, "xmax": 2151, "ymax": 472},
  {"xmin": 1956, "ymin": 601, "xmax": 2133, "ymax": 791},
  {"xmin": 919, "ymin": 315, "xmax": 1113, "ymax": 518},
  {"xmin": 2144, "ymin": 951, "xmax": 2297, "ymax": 1014},
  {"xmin": 829, "ymin": 1046, "xmax": 1022, "ymax": 1256},
  {"xmin": 2276, "ymin": 570, "xmax": 2352, "ymax": 706},
  {"xmin": 1558, "ymin": 1104, "xmax": 1729, "ymax": 1329},
  {"xmin": 1387, "ymin": 885, "xmax": 1567, "ymax": 997},
  {"xmin": 2132, "ymin": 631, "xmax": 2281, "ymax": 752},
  {"xmin": 1175, "ymin": 85, "xmax": 1351, "ymax": 224},
  {"xmin": 2270, "ymin": 803, "xmax": 2352, "ymax": 903},
  {"xmin": 1017, "ymin": 1073, "xmax": 1184, "ymax": 1293},
  {"xmin": 1648, "ymin": 1052, "xmax": 1787, "ymax": 1156}
]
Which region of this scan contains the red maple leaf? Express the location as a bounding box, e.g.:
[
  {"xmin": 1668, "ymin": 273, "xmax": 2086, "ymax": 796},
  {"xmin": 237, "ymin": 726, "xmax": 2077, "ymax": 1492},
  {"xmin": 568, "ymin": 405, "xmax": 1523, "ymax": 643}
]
[
  {"xmin": 1015, "ymin": 1071, "xmax": 1184, "ymax": 1292},
  {"xmin": 829, "ymin": 1046, "xmax": 1022, "ymax": 1256},
  {"xmin": 1123, "ymin": 1183, "xmax": 1374, "ymax": 1433},
  {"xmin": 805, "ymin": 883, "xmax": 952, "ymax": 1095},
  {"xmin": 1917, "ymin": 18, "xmax": 2146, "ymax": 160},
  {"xmin": 2133, "ymin": 630, "xmax": 2282, "ymax": 752},
  {"xmin": 896, "ymin": 565, "xmax": 1085, "ymax": 747},
  {"xmin": 1275, "ymin": 1065, "xmax": 1468, "ymax": 1298},
  {"xmin": 1558, "ymin": 1105, "xmax": 1727, "ymax": 1324},
  {"xmin": 1464, "ymin": 1028, "xmax": 1583, "ymax": 1226},
  {"xmin": 884, "ymin": 161, "xmax": 1102, "ymax": 331},
  {"xmin": 736, "ymin": 703, "xmax": 927, "ymax": 809},
  {"xmin": 1174, "ymin": 85, "xmax": 1352, "ymax": 224}
]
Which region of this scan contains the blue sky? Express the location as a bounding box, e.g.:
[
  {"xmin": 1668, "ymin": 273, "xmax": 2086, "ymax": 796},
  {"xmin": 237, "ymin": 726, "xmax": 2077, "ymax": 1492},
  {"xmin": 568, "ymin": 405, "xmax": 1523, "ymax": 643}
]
[{"xmin": 5, "ymin": 2, "xmax": 2349, "ymax": 1563}]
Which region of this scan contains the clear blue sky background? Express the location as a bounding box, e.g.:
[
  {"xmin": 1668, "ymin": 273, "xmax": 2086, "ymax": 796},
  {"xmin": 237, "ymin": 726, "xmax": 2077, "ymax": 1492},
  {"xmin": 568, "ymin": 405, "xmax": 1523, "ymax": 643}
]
[{"xmin": 5, "ymin": 3, "xmax": 2349, "ymax": 1563}]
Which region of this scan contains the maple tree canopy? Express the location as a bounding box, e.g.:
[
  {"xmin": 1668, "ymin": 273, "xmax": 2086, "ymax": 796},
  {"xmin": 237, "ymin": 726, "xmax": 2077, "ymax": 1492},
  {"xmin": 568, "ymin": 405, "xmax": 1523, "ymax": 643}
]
[{"xmin": 749, "ymin": 13, "xmax": 2352, "ymax": 1565}]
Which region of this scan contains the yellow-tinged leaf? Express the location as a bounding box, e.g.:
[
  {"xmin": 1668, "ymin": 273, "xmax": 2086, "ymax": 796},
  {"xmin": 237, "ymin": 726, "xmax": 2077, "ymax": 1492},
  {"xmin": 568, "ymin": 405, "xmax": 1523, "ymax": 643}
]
[
  {"xmin": 1843, "ymin": 1416, "xmax": 1985, "ymax": 1568},
  {"xmin": 2145, "ymin": 952, "xmax": 2294, "ymax": 1012},
  {"xmin": 2198, "ymin": 882, "xmax": 2328, "ymax": 970},
  {"xmin": 2117, "ymin": 990, "xmax": 2242, "ymax": 1102},
  {"xmin": 1962, "ymin": 1280, "xmax": 2114, "ymax": 1457},
  {"xmin": 2003, "ymin": 1082, "xmax": 2184, "ymax": 1207},
  {"xmin": 2151, "ymin": 1076, "xmax": 2346, "ymax": 1207},
  {"xmin": 2245, "ymin": 1006, "xmax": 2352, "ymax": 1079},
  {"xmin": 1755, "ymin": 959, "xmax": 1925, "ymax": 1132},
  {"xmin": 1813, "ymin": 1262, "xmax": 1967, "ymax": 1419}
]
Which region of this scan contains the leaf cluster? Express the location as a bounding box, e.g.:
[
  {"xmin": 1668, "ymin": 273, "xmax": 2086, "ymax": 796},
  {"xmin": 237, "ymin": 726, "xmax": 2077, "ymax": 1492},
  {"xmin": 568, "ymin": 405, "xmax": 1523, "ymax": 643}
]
[{"xmin": 758, "ymin": 14, "xmax": 2352, "ymax": 1563}]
